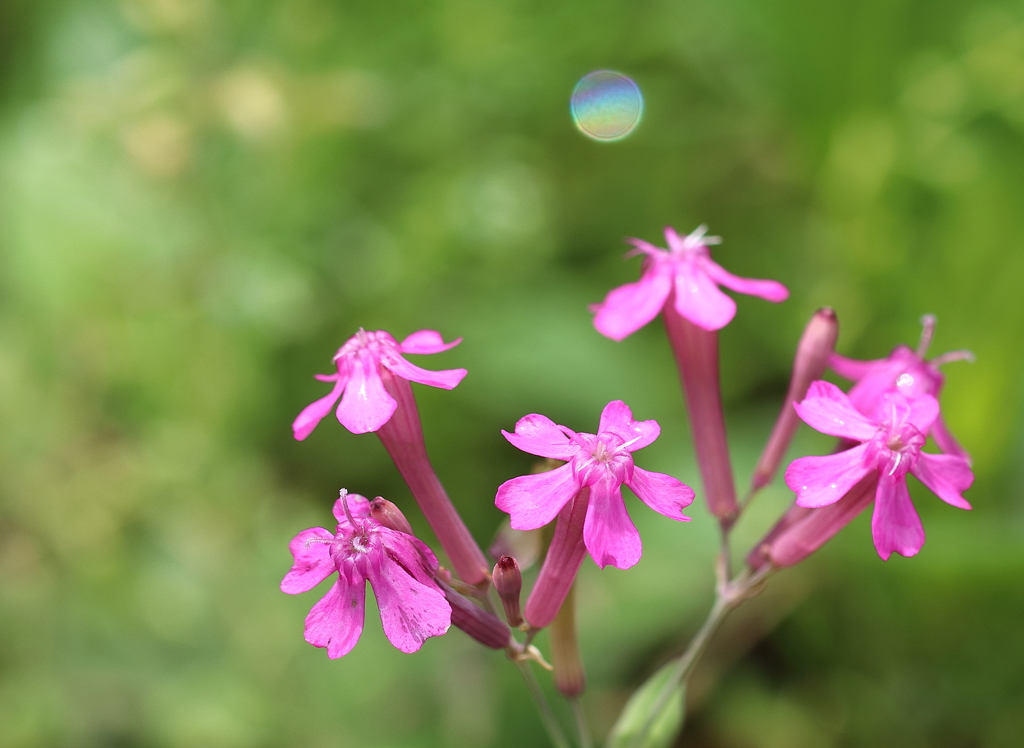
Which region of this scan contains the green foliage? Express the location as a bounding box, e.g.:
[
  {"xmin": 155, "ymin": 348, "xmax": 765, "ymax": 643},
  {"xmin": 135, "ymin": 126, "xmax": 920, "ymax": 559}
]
[{"xmin": 606, "ymin": 662, "xmax": 685, "ymax": 748}]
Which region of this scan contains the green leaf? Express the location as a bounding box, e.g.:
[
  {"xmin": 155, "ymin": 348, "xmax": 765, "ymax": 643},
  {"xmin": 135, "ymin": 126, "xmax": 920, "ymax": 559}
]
[{"xmin": 605, "ymin": 661, "xmax": 685, "ymax": 748}]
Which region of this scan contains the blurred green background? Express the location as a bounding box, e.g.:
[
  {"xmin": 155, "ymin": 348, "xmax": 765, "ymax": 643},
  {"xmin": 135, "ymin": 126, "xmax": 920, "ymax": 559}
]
[{"xmin": 1, "ymin": 0, "xmax": 1023, "ymax": 746}]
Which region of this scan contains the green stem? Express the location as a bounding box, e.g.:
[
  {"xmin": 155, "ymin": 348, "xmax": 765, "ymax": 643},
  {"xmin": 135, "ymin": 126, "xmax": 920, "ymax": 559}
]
[
  {"xmin": 625, "ymin": 565, "xmax": 771, "ymax": 748},
  {"xmin": 516, "ymin": 660, "xmax": 573, "ymax": 748},
  {"xmin": 570, "ymin": 697, "xmax": 593, "ymax": 748}
]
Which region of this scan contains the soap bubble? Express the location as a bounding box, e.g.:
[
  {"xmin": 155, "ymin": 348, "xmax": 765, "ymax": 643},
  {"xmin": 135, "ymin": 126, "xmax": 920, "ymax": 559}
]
[{"xmin": 570, "ymin": 70, "xmax": 643, "ymax": 142}]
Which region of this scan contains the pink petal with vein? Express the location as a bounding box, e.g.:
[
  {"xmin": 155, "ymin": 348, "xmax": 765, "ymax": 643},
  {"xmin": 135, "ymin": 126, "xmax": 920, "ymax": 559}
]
[
  {"xmin": 399, "ymin": 329, "xmax": 462, "ymax": 354},
  {"xmin": 383, "ymin": 354, "xmax": 467, "ymax": 390},
  {"xmin": 871, "ymin": 477, "xmax": 925, "ymax": 560},
  {"xmin": 911, "ymin": 452, "xmax": 973, "ymax": 510},
  {"xmin": 794, "ymin": 381, "xmax": 878, "ymax": 441},
  {"xmin": 703, "ymin": 259, "xmax": 789, "ymax": 302},
  {"xmin": 787, "ymin": 443, "xmax": 873, "ymax": 508},
  {"xmin": 627, "ymin": 467, "xmax": 694, "ymax": 521},
  {"xmin": 495, "ymin": 464, "xmax": 578, "ymax": 530},
  {"xmin": 672, "ymin": 262, "xmax": 737, "ymax": 331},
  {"xmin": 502, "ymin": 414, "xmax": 577, "ymax": 460},
  {"xmin": 598, "ymin": 400, "xmax": 660, "ymax": 451},
  {"xmin": 337, "ymin": 350, "xmax": 396, "ymax": 433},
  {"xmin": 281, "ymin": 527, "xmax": 335, "ymax": 594},
  {"xmin": 592, "ymin": 261, "xmax": 673, "ymax": 341},
  {"xmin": 367, "ymin": 553, "xmax": 451, "ymax": 653},
  {"xmin": 379, "ymin": 530, "xmax": 440, "ymax": 586},
  {"xmin": 583, "ymin": 474, "xmax": 641, "ymax": 569},
  {"xmin": 293, "ymin": 378, "xmax": 347, "ymax": 441},
  {"xmin": 304, "ymin": 575, "xmax": 366, "ymax": 659}
]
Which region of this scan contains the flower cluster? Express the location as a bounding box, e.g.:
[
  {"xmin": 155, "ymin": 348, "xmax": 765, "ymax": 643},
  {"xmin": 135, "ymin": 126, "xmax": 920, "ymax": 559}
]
[{"xmin": 279, "ymin": 217, "xmax": 974, "ymax": 748}]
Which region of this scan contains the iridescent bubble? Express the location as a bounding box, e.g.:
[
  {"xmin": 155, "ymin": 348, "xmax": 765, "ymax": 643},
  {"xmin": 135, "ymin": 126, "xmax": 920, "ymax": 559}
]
[{"xmin": 570, "ymin": 70, "xmax": 643, "ymax": 142}]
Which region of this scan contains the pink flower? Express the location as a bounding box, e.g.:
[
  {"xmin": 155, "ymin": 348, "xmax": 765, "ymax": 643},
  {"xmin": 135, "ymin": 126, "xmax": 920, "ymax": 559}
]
[
  {"xmin": 592, "ymin": 225, "xmax": 788, "ymax": 339},
  {"xmin": 495, "ymin": 401, "xmax": 694, "ymax": 569},
  {"xmin": 281, "ymin": 491, "xmax": 451, "ymax": 658},
  {"xmin": 292, "ymin": 329, "xmax": 467, "ymax": 438},
  {"xmin": 784, "ymin": 381, "xmax": 973, "ymax": 560},
  {"xmin": 830, "ymin": 316, "xmax": 973, "ymax": 462}
]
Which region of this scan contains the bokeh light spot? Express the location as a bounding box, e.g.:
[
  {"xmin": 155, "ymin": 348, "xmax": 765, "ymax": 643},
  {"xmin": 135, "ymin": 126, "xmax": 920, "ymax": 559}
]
[{"xmin": 570, "ymin": 70, "xmax": 643, "ymax": 142}]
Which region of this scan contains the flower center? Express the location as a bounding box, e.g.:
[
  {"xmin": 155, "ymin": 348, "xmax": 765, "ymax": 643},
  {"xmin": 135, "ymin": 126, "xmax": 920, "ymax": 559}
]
[
  {"xmin": 335, "ymin": 328, "xmax": 398, "ymax": 363},
  {"xmin": 870, "ymin": 420, "xmax": 925, "ymax": 479},
  {"xmin": 570, "ymin": 432, "xmax": 633, "ymax": 486}
]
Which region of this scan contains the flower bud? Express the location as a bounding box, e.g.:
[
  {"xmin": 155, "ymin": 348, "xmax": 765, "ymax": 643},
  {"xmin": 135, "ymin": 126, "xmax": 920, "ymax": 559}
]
[
  {"xmin": 752, "ymin": 308, "xmax": 839, "ymax": 491},
  {"xmin": 438, "ymin": 580, "xmax": 511, "ymax": 649},
  {"xmin": 493, "ymin": 556, "xmax": 523, "ymax": 627},
  {"xmin": 369, "ymin": 497, "xmax": 414, "ymax": 536}
]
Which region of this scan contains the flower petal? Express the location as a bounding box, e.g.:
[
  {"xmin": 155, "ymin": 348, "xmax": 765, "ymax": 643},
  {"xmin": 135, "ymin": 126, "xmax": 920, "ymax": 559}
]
[
  {"xmin": 930, "ymin": 413, "xmax": 971, "ymax": 464},
  {"xmin": 337, "ymin": 350, "xmax": 397, "ymax": 433},
  {"xmin": 626, "ymin": 466, "xmax": 694, "ymax": 521},
  {"xmin": 379, "ymin": 529, "xmax": 441, "ymax": 586},
  {"xmin": 597, "ymin": 400, "xmax": 661, "ymax": 451},
  {"xmin": 672, "ymin": 260, "xmax": 736, "ymax": 331},
  {"xmin": 794, "ymin": 381, "xmax": 878, "ymax": 441},
  {"xmin": 829, "ymin": 352, "xmax": 884, "ymax": 382},
  {"xmin": 702, "ymin": 258, "xmax": 789, "ymax": 302},
  {"xmin": 583, "ymin": 474, "xmax": 641, "ymax": 569},
  {"xmin": 874, "ymin": 391, "xmax": 939, "ymax": 433},
  {"xmin": 399, "ymin": 329, "xmax": 462, "ymax": 355},
  {"xmin": 906, "ymin": 394, "xmax": 940, "ymax": 433},
  {"xmin": 495, "ymin": 463, "xmax": 578, "ymax": 530},
  {"xmin": 383, "ymin": 353, "xmax": 467, "ymax": 390},
  {"xmin": 871, "ymin": 476, "xmax": 925, "ymax": 560},
  {"xmin": 786, "ymin": 443, "xmax": 873, "ymax": 508},
  {"xmin": 304, "ymin": 574, "xmax": 366, "ymax": 659},
  {"xmin": 281, "ymin": 527, "xmax": 335, "ymax": 594},
  {"xmin": 592, "ymin": 259, "xmax": 672, "ymax": 341},
  {"xmin": 332, "ymin": 493, "xmax": 371, "ymax": 524},
  {"xmin": 911, "ymin": 452, "xmax": 973, "ymax": 510},
  {"xmin": 767, "ymin": 474, "xmax": 878, "ymax": 568},
  {"xmin": 502, "ymin": 414, "xmax": 577, "ymax": 460},
  {"xmin": 367, "ymin": 550, "xmax": 451, "ymax": 653},
  {"xmin": 292, "ymin": 378, "xmax": 347, "ymax": 441}
]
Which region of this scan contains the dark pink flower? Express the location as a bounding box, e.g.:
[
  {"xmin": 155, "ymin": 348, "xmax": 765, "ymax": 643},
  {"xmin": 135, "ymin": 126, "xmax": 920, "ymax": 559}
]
[
  {"xmin": 292, "ymin": 329, "xmax": 467, "ymax": 438},
  {"xmin": 281, "ymin": 491, "xmax": 451, "ymax": 658},
  {"xmin": 829, "ymin": 315, "xmax": 973, "ymax": 461},
  {"xmin": 495, "ymin": 401, "xmax": 694, "ymax": 569},
  {"xmin": 785, "ymin": 381, "xmax": 973, "ymax": 560},
  {"xmin": 592, "ymin": 225, "xmax": 788, "ymax": 339}
]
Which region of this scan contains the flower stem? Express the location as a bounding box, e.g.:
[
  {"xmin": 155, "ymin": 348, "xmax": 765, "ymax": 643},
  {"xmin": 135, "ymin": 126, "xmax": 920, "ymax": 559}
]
[
  {"xmin": 570, "ymin": 697, "xmax": 593, "ymax": 748},
  {"xmin": 625, "ymin": 565, "xmax": 772, "ymax": 748},
  {"xmin": 516, "ymin": 660, "xmax": 573, "ymax": 748}
]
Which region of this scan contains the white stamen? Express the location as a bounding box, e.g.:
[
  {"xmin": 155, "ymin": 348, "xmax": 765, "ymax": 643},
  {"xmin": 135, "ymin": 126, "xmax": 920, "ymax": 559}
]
[
  {"xmin": 916, "ymin": 314, "xmax": 937, "ymax": 358},
  {"xmin": 304, "ymin": 537, "xmax": 335, "ymax": 549},
  {"xmin": 888, "ymin": 452, "xmax": 902, "ymax": 476},
  {"xmin": 930, "ymin": 349, "xmax": 976, "ymax": 366}
]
